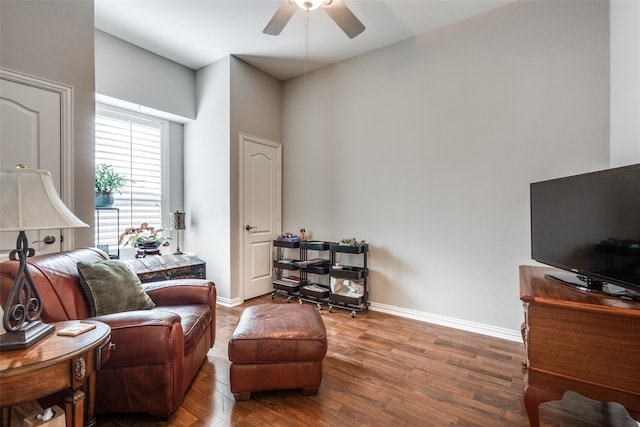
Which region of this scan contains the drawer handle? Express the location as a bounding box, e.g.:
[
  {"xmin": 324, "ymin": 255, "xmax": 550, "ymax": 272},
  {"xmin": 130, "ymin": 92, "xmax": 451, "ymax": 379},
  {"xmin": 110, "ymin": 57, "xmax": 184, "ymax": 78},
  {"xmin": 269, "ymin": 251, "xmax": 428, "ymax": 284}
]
[{"xmin": 96, "ymin": 341, "xmax": 117, "ymax": 370}]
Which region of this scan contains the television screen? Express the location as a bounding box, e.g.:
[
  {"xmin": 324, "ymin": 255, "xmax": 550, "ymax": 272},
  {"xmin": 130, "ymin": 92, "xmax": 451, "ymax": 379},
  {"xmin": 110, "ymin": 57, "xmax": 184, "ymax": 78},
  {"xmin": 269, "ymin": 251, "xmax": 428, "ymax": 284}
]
[{"xmin": 530, "ymin": 163, "xmax": 640, "ymax": 298}]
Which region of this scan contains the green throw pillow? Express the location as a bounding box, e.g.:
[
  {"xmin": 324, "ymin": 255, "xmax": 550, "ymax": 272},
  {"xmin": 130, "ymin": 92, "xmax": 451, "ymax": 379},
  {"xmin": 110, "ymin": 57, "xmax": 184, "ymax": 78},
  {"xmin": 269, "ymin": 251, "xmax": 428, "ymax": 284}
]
[{"xmin": 77, "ymin": 260, "xmax": 155, "ymax": 316}]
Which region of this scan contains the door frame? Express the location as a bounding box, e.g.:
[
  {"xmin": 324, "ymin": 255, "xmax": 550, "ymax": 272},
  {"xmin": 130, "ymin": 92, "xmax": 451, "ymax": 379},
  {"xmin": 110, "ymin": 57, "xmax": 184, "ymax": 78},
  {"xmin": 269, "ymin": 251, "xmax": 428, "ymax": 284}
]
[
  {"xmin": 238, "ymin": 133, "xmax": 282, "ymax": 302},
  {"xmin": 1, "ymin": 68, "xmax": 76, "ymax": 250}
]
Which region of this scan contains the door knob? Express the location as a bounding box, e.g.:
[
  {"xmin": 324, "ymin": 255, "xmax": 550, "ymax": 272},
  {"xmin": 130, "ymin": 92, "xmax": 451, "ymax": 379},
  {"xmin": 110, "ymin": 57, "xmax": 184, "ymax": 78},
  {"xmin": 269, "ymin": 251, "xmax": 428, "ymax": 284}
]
[
  {"xmin": 33, "ymin": 235, "xmax": 56, "ymax": 244},
  {"xmin": 245, "ymin": 225, "xmax": 257, "ymax": 231}
]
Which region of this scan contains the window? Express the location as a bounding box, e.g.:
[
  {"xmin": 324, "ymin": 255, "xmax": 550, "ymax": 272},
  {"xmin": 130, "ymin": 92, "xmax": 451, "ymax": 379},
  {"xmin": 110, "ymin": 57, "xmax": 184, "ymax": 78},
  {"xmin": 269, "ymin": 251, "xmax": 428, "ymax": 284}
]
[{"xmin": 95, "ymin": 104, "xmax": 169, "ymax": 254}]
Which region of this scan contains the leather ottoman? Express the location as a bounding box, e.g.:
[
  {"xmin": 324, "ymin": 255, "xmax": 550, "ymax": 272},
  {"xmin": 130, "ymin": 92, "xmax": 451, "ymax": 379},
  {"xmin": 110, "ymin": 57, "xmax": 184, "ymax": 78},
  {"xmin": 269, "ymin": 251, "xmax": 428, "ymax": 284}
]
[{"xmin": 228, "ymin": 303, "xmax": 328, "ymax": 401}]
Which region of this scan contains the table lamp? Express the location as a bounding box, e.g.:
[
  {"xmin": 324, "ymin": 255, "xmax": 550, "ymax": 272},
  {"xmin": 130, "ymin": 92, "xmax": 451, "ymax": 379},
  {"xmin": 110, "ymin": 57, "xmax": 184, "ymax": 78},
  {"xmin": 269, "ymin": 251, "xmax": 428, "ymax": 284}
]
[
  {"xmin": 170, "ymin": 210, "xmax": 186, "ymax": 255},
  {"xmin": 0, "ymin": 167, "xmax": 88, "ymax": 351}
]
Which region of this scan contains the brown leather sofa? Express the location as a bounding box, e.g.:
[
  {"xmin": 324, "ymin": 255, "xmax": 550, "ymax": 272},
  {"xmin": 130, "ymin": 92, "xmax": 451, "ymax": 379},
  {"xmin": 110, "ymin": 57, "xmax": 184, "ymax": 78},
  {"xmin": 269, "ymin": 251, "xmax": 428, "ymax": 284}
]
[{"xmin": 0, "ymin": 248, "xmax": 216, "ymax": 420}]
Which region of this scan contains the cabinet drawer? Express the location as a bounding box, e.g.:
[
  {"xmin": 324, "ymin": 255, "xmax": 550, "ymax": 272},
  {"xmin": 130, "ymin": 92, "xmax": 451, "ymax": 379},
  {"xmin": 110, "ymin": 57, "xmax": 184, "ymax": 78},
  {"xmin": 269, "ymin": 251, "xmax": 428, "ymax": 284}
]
[{"xmin": 96, "ymin": 339, "xmax": 114, "ymax": 369}]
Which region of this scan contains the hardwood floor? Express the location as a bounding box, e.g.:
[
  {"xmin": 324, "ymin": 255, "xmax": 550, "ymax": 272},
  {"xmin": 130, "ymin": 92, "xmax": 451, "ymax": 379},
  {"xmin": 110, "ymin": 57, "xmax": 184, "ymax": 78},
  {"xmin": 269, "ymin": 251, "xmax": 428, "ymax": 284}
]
[{"xmin": 97, "ymin": 295, "xmax": 638, "ymax": 426}]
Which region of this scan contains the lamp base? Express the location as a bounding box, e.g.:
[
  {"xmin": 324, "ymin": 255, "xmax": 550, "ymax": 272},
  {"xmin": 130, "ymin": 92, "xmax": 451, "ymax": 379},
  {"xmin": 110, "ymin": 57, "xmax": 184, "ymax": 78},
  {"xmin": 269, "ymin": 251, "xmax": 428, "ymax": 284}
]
[
  {"xmin": 173, "ymin": 249, "xmax": 184, "ymax": 255},
  {"xmin": 0, "ymin": 320, "xmax": 55, "ymax": 352}
]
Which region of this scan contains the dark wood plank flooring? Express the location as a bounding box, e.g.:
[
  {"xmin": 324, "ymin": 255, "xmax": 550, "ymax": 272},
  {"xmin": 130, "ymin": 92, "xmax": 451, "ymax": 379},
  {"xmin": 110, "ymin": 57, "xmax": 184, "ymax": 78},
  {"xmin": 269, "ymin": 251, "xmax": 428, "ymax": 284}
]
[{"xmin": 97, "ymin": 295, "xmax": 638, "ymax": 426}]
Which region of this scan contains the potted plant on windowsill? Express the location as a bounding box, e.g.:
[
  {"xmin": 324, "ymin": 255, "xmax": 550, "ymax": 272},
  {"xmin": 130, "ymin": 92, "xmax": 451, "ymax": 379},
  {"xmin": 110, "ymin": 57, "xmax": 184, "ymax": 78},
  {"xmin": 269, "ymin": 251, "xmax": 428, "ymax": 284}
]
[{"xmin": 95, "ymin": 163, "xmax": 129, "ymax": 207}]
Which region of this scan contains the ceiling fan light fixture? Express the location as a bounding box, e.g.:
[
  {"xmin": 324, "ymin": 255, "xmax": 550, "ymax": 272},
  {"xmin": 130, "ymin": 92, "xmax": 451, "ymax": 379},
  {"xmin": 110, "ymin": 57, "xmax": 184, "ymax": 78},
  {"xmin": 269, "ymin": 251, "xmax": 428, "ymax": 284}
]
[
  {"xmin": 293, "ymin": 0, "xmax": 326, "ymax": 11},
  {"xmin": 265, "ymin": 0, "xmax": 363, "ymax": 39}
]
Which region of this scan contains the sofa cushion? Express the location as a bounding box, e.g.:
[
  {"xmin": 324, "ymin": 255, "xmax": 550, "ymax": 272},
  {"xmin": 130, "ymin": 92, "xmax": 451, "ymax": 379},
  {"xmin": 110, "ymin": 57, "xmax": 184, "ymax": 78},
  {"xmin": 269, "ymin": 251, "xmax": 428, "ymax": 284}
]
[{"xmin": 77, "ymin": 260, "xmax": 155, "ymax": 316}]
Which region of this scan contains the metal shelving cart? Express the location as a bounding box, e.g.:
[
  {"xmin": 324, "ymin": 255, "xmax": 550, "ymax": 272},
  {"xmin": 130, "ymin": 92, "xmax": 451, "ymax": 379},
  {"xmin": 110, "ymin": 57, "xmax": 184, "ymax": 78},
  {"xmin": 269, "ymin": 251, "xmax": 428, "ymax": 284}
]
[
  {"xmin": 271, "ymin": 239, "xmax": 300, "ymax": 302},
  {"xmin": 297, "ymin": 241, "xmax": 331, "ymax": 309},
  {"xmin": 328, "ymin": 243, "xmax": 369, "ymax": 317}
]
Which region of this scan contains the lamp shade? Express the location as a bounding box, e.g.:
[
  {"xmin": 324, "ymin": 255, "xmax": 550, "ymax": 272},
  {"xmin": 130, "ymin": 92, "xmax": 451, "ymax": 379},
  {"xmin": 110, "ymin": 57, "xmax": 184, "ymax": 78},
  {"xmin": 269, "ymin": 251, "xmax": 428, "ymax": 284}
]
[
  {"xmin": 170, "ymin": 211, "xmax": 186, "ymax": 231},
  {"xmin": 0, "ymin": 168, "xmax": 88, "ymax": 231}
]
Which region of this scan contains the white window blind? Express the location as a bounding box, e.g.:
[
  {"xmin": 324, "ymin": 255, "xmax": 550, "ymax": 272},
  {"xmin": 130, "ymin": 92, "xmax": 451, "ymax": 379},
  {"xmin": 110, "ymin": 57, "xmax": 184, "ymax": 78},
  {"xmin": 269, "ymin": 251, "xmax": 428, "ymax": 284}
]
[{"xmin": 95, "ymin": 105, "xmax": 167, "ymax": 255}]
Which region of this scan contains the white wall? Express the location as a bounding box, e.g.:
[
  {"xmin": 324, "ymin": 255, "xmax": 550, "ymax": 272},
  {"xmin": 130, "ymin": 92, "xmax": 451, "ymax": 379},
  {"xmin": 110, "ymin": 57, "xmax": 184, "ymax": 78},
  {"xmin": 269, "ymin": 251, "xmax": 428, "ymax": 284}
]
[
  {"xmin": 184, "ymin": 57, "xmax": 232, "ymax": 300},
  {"xmin": 184, "ymin": 56, "xmax": 281, "ymax": 303},
  {"xmin": 0, "ymin": 0, "xmax": 96, "ymax": 247},
  {"xmin": 229, "ymin": 57, "xmax": 282, "ymax": 302},
  {"xmin": 95, "ymin": 30, "xmax": 196, "ymax": 122},
  {"xmin": 282, "ymin": 0, "xmax": 610, "ymax": 333},
  {"xmin": 610, "ymin": 0, "xmax": 640, "ymax": 166}
]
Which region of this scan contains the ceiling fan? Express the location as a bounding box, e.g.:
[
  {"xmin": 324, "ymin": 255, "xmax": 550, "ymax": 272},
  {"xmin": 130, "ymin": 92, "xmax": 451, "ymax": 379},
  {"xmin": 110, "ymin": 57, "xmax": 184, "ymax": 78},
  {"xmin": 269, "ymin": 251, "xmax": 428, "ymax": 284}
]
[{"xmin": 264, "ymin": 0, "xmax": 365, "ymax": 39}]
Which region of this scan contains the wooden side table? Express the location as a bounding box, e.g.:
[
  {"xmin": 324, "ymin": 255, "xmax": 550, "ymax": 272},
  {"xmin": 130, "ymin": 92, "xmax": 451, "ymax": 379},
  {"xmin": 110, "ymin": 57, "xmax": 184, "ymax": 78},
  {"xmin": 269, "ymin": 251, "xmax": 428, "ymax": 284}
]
[{"xmin": 0, "ymin": 321, "xmax": 111, "ymax": 427}]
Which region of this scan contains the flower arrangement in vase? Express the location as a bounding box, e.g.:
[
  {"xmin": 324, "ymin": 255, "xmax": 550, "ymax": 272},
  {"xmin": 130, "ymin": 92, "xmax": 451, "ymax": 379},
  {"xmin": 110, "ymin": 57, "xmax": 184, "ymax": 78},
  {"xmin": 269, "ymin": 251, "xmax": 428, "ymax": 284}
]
[{"xmin": 119, "ymin": 223, "xmax": 169, "ymax": 257}]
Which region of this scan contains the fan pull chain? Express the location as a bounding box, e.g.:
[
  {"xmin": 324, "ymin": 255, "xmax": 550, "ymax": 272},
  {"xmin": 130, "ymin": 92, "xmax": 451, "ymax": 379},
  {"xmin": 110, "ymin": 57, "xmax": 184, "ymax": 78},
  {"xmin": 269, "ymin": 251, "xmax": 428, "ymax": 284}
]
[{"xmin": 304, "ymin": 8, "xmax": 310, "ymax": 104}]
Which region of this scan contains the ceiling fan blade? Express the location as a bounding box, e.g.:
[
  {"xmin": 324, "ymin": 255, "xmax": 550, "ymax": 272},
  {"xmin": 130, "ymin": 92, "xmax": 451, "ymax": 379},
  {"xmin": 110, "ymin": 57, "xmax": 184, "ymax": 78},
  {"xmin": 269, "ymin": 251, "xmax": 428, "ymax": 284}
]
[
  {"xmin": 323, "ymin": 0, "xmax": 365, "ymax": 39},
  {"xmin": 263, "ymin": 0, "xmax": 298, "ymax": 36}
]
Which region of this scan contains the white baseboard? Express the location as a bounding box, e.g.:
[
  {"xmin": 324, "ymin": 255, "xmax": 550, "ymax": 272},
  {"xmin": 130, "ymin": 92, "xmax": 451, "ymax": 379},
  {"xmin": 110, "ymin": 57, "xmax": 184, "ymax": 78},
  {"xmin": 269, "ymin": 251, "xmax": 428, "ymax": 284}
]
[
  {"xmin": 216, "ymin": 296, "xmax": 243, "ymax": 307},
  {"xmin": 369, "ymin": 301, "xmax": 523, "ymax": 343},
  {"xmin": 215, "ymin": 296, "xmax": 522, "ymax": 343}
]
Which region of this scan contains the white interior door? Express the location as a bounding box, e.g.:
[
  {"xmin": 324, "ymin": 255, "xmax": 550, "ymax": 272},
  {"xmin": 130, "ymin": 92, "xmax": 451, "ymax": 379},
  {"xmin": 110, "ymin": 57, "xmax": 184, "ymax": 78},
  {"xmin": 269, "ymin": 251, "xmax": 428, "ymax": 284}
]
[
  {"xmin": 241, "ymin": 134, "xmax": 281, "ymax": 300},
  {"xmin": 0, "ymin": 77, "xmax": 63, "ymax": 256}
]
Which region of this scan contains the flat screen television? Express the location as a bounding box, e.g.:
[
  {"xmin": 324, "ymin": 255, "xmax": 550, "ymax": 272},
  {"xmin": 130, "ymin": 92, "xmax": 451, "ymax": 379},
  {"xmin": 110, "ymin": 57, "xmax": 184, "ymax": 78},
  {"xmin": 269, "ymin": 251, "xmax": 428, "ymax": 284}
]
[{"xmin": 530, "ymin": 163, "xmax": 640, "ymax": 300}]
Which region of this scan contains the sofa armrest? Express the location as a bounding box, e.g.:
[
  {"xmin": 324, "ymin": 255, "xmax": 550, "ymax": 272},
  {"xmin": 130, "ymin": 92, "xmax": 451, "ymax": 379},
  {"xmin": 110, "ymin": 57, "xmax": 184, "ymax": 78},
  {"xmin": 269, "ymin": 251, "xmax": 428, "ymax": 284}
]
[
  {"xmin": 142, "ymin": 279, "xmax": 216, "ymax": 307},
  {"xmin": 143, "ymin": 279, "xmax": 217, "ymax": 350},
  {"xmin": 91, "ymin": 309, "xmax": 184, "ymax": 367},
  {"xmin": 91, "ymin": 308, "xmax": 180, "ymax": 329}
]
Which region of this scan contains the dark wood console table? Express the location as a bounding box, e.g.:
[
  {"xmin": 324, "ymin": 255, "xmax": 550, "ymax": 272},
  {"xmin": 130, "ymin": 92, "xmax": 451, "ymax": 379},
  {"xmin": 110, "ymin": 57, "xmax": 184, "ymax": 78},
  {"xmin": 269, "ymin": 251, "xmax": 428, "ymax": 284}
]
[
  {"xmin": 122, "ymin": 254, "xmax": 206, "ymax": 283},
  {"xmin": 519, "ymin": 265, "xmax": 640, "ymax": 426}
]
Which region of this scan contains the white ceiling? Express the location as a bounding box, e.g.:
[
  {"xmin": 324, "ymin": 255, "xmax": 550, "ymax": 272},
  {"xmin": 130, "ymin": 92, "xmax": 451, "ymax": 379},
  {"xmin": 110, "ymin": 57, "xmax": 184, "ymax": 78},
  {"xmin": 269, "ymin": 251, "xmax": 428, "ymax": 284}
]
[{"xmin": 94, "ymin": 0, "xmax": 514, "ymax": 81}]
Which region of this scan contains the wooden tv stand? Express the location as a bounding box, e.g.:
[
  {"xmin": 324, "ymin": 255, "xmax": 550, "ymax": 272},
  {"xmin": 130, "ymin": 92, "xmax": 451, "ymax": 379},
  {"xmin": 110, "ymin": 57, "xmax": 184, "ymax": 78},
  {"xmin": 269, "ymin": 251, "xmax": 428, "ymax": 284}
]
[{"xmin": 519, "ymin": 265, "xmax": 640, "ymax": 426}]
